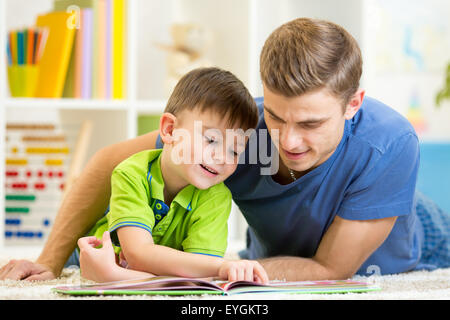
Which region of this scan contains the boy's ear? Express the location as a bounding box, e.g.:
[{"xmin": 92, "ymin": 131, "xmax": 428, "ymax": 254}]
[
  {"xmin": 344, "ymin": 88, "xmax": 365, "ymax": 120},
  {"xmin": 159, "ymin": 112, "xmax": 177, "ymax": 144}
]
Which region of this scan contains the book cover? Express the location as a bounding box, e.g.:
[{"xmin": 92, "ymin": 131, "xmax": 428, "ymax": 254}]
[
  {"xmin": 34, "ymin": 12, "xmax": 76, "ymax": 98},
  {"xmin": 97, "ymin": 0, "xmax": 107, "ymax": 98},
  {"xmin": 54, "ymin": 0, "xmax": 97, "ymax": 98},
  {"xmin": 105, "ymin": 0, "xmax": 112, "ymax": 98},
  {"xmin": 112, "ymin": 0, "xmax": 125, "ymax": 99},
  {"xmin": 53, "ymin": 276, "xmax": 381, "ymax": 296},
  {"xmin": 81, "ymin": 9, "xmax": 93, "ymax": 99}
]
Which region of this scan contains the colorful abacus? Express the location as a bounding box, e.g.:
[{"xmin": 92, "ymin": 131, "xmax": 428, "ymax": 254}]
[{"xmin": 5, "ymin": 123, "xmax": 71, "ymax": 245}]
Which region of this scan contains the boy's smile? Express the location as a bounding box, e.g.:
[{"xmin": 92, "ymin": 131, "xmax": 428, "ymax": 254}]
[{"xmin": 199, "ymin": 163, "xmax": 219, "ymax": 176}]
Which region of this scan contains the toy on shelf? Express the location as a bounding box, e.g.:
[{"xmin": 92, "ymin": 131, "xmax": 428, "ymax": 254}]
[
  {"xmin": 4, "ymin": 120, "xmax": 92, "ymax": 245},
  {"xmin": 157, "ymin": 23, "xmax": 214, "ymax": 97}
]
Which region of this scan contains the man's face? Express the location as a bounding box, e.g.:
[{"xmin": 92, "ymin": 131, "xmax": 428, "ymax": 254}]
[{"xmin": 263, "ymin": 85, "xmax": 349, "ymax": 174}]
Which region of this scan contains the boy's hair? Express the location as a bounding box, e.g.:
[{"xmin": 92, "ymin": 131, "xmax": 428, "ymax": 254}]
[
  {"xmin": 165, "ymin": 67, "xmax": 259, "ymax": 130},
  {"xmin": 260, "ymin": 18, "xmax": 362, "ymax": 108}
]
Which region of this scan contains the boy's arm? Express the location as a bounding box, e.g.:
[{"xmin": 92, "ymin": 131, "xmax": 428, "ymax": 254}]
[
  {"xmin": 118, "ymin": 227, "xmax": 223, "ymax": 278},
  {"xmin": 0, "ymin": 131, "xmax": 159, "ymax": 280},
  {"xmin": 117, "ymin": 227, "xmax": 268, "ymax": 282}
]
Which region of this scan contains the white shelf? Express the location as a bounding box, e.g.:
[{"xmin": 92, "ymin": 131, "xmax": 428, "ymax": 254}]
[
  {"xmin": 4, "ymin": 98, "xmax": 167, "ymax": 113},
  {"xmin": 135, "ymin": 99, "xmax": 167, "ymax": 114},
  {"xmin": 4, "ymin": 98, "xmax": 130, "ymax": 110}
]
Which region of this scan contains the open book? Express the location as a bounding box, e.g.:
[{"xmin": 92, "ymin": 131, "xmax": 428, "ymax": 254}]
[{"xmin": 53, "ymin": 276, "xmax": 380, "ymax": 296}]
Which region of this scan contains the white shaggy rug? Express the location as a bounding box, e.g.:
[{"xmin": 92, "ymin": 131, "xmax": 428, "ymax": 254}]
[{"xmin": 1, "ymin": 248, "xmax": 449, "ymax": 300}]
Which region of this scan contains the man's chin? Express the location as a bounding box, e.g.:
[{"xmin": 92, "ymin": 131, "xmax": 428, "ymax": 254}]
[{"xmin": 280, "ymin": 156, "xmax": 315, "ymax": 174}]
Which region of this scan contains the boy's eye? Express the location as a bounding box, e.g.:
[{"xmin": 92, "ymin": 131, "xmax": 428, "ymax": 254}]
[{"xmin": 204, "ymin": 136, "xmax": 216, "ymax": 144}]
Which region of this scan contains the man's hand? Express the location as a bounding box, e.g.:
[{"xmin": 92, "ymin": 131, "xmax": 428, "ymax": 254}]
[
  {"xmin": 218, "ymin": 259, "xmax": 269, "ymax": 284},
  {"xmin": 0, "ymin": 259, "xmax": 56, "ymax": 281}
]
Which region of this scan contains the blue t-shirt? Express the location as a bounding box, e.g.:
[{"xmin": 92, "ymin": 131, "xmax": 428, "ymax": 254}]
[
  {"xmin": 156, "ymin": 96, "xmax": 426, "ymax": 275},
  {"xmin": 226, "ymin": 96, "xmax": 424, "ymax": 276}
]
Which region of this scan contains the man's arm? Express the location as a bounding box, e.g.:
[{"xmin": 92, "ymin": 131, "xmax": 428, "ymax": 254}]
[
  {"xmin": 0, "ymin": 130, "xmax": 160, "ymax": 280},
  {"xmin": 258, "ymin": 215, "xmax": 397, "ymax": 281}
]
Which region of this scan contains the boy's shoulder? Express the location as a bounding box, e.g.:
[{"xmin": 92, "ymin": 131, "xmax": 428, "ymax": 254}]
[
  {"xmin": 191, "ymin": 182, "xmax": 232, "ymax": 207},
  {"xmin": 113, "ymin": 149, "xmax": 162, "ymax": 177}
]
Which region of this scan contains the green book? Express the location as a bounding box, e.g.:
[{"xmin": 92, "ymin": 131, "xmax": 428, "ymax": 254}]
[{"xmin": 53, "ymin": 276, "xmax": 381, "ymax": 296}]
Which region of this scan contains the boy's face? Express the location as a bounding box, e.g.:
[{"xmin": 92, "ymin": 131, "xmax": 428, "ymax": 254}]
[
  {"xmin": 263, "ymin": 85, "xmax": 360, "ymax": 175},
  {"xmin": 167, "ymin": 108, "xmax": 249, "ymax": 190}
]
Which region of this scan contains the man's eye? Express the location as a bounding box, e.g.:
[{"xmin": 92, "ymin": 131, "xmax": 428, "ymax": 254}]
[
  {"xmin": 269, "ymin": 114, "xmax": 281, "ymax": 121},
  {"xmin": 303, "ymin": 124, "xmax": 320, "ymax": 129}
]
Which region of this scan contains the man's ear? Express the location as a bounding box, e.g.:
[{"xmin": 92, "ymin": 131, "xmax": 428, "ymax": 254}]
[
  {"xmin": 159, "ymin": 112, "xmax": 177, "ymax": 144},
  {"xmin": 344, "ymin": 89, "xmax": 365, "ymax": 120}
]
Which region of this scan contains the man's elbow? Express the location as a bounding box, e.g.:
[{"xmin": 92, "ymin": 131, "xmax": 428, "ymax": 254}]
[
  {"xmin": 326, "ymin": 268, "xmax": 356, "ymax": 280},
  {"xmin": 315, "ymin": 259, "xmax": 357, "ymax": 280}
]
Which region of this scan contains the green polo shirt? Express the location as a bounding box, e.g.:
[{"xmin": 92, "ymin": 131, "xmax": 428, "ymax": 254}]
[{"xmin": 88, "ymin": 149, "xmax": 232, "ymax": 257}]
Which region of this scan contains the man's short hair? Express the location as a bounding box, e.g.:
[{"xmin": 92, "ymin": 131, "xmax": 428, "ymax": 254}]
[
  {"xmin": 260, "ymin": 18, "xmax": 363, "ymax": 107},
  {"xmin": 165, "ymin": 67, "xmax": 259, "ymax": 130}
]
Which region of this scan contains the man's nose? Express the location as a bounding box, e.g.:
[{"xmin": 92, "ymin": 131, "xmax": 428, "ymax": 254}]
[{"xmin": 280, "ymin": 125, "xmax": 302, "ymax": 151}]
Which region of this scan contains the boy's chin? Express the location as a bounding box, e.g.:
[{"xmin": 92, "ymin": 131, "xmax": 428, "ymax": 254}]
[
  {"xmin": 188, "ymin": 176, "xmax": 222, "ymax": 190},
  {"xmin": 190, "ymin": 180, "xmax": 216, "ymax": 190}
]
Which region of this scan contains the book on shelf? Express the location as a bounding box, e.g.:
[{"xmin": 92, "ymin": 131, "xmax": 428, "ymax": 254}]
[
  {"xmin": 34, "ymin": 12, "xmax": 76, "ymax": 98},
  {"xmin": 53, "ymin": 276, "xmax": 381, "ymax": 296},
  {"xmin": 54, "ymin": 0, "xmax": 126, "ymax": 99}
]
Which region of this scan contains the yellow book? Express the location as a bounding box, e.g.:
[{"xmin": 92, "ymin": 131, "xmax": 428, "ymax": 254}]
[
  {"xmin": 112, "ymin": 0, "xmax": 125, "ymax": 99},
  {"xmin": 34, "ymin": 12, "xmax": 76, "ymax": 98}
]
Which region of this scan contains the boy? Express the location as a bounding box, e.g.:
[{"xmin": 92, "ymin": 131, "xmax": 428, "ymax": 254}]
[{"xmin": 72, "ymin": 67, "xmax": 269, "ymax": 284}]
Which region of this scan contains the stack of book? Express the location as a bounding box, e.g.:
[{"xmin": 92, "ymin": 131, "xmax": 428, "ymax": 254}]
[{"xmin": 53, "ymin": 0, "xmax": 127, "ymax": 99}]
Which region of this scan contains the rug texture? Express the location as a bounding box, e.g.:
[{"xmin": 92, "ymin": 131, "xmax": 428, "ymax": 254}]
[{"xmin": 1, "ymin": 250, "xmax": 449, "ymax": 300}]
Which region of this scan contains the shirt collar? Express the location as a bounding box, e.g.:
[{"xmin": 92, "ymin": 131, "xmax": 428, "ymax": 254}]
[{"xmin": 148, "ymin": 150, "xmax": 194, "ymax": 212}]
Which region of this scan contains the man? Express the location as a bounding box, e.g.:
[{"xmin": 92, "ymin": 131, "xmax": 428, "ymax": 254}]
[{"xmin": 1, "ymin": 18, "xmax": 448, "ymax": 281}]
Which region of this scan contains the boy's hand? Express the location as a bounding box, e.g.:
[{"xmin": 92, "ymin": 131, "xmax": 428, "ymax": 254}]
[
  {"xmin": 78, "ymin": 231, "xmax": 118, "ymax": 282},
  {"xmin": 218, "ymin": 260, "xmax": 269, "ymax": 284}
]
